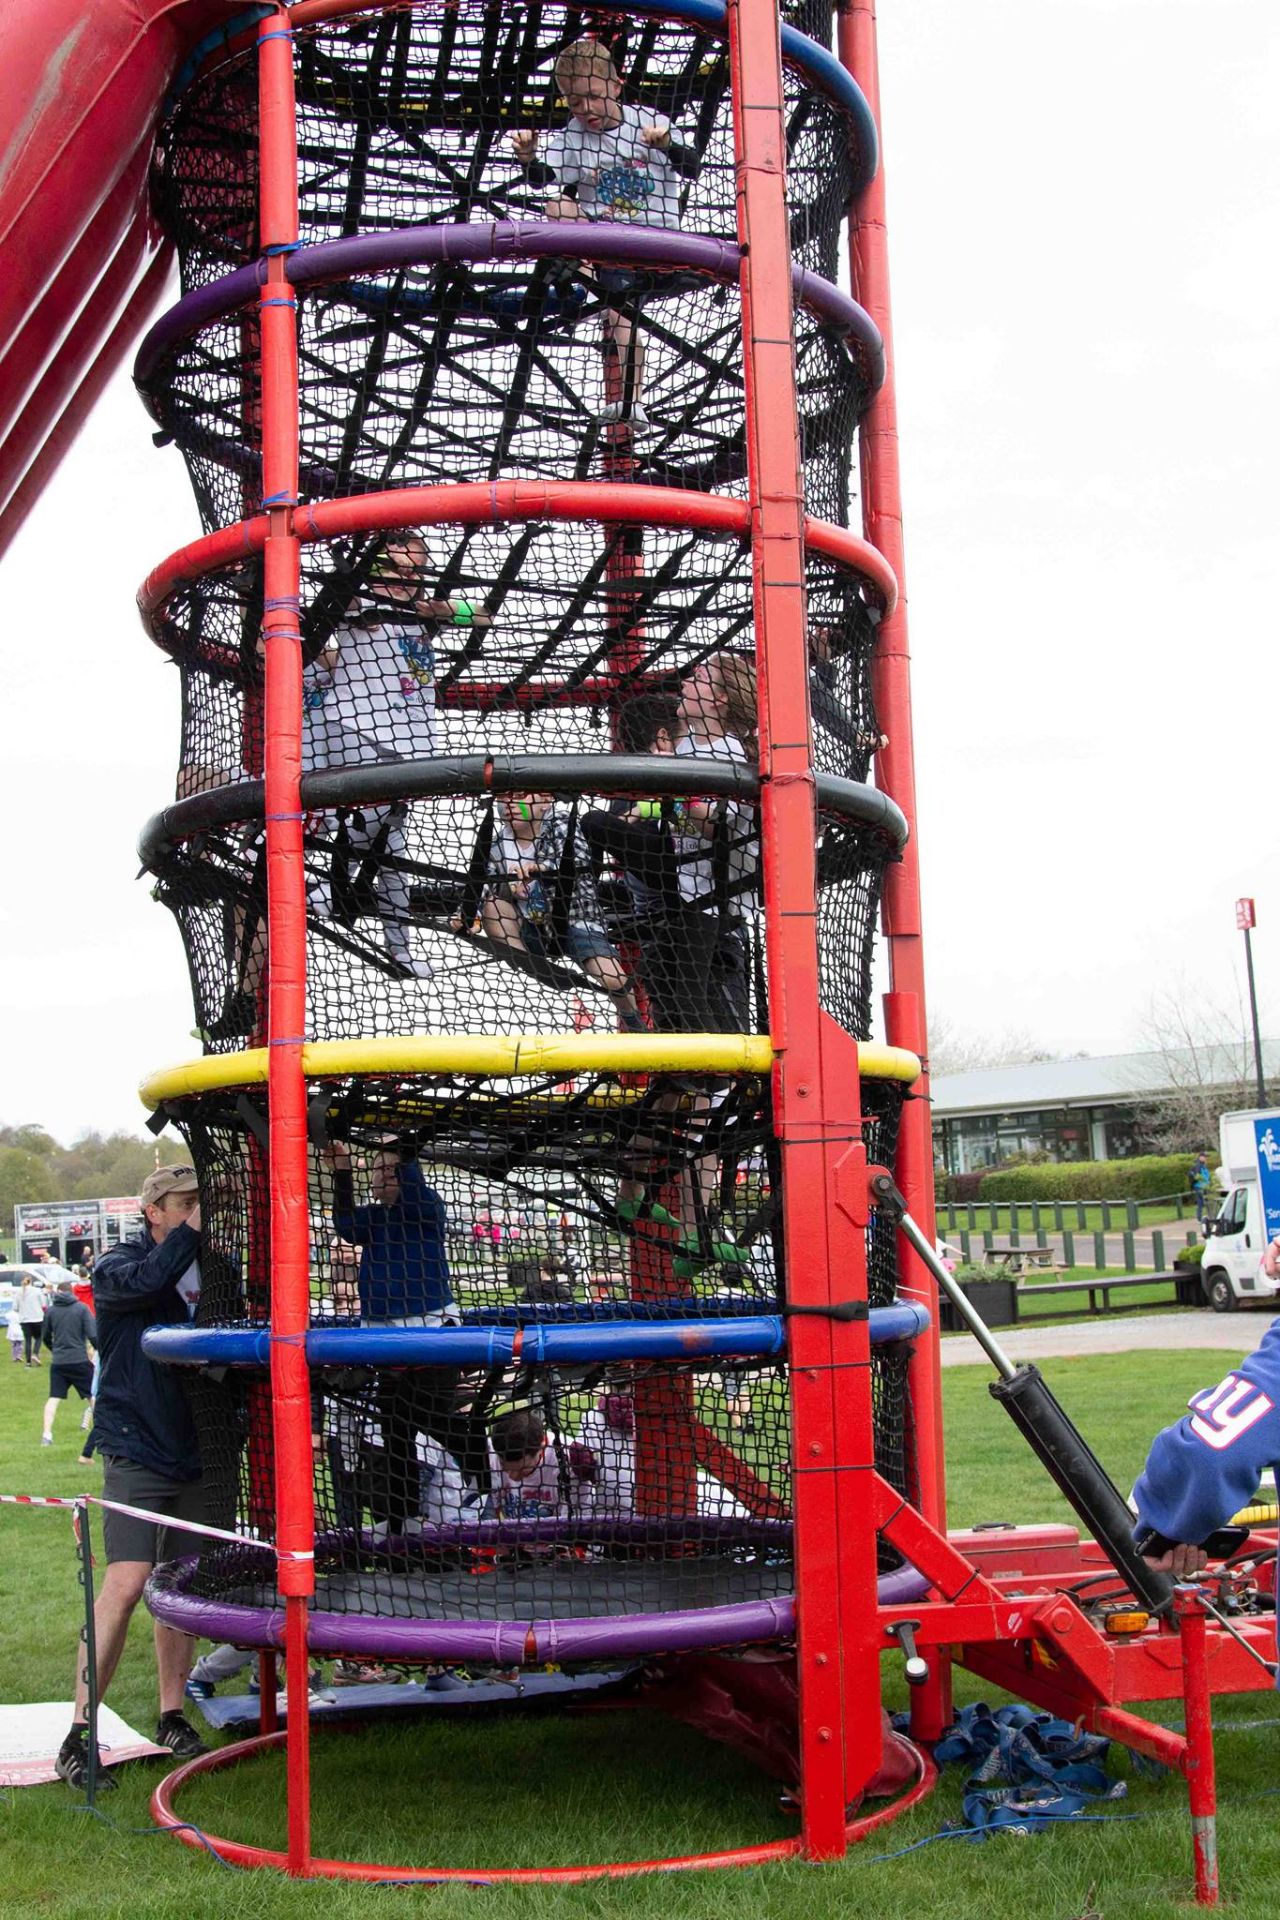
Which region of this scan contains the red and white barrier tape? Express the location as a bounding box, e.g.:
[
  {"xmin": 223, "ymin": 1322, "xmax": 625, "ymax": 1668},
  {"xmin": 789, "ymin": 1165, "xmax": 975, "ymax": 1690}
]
[{"xmin": 0, "ymin": 1492, "xmax": 312, "ymax": 1559}]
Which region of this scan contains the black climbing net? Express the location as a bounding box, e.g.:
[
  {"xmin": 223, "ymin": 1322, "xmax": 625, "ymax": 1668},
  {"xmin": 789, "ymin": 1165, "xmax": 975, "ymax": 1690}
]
[
  {"xmin": 163, "ymin": 1071, "xmax": 912, "ymax": 1625},
  {"xmin": 142, "ymin": 1, "xmax": 875, "ymax": 528},
  {"xmin": 153, "ymin": 2, "xmax": 865, "ymax": 287},
  {"xmin": 140, "ymin": 263, "xmax": 867, "ymax": 529},
  {"xmin": 149, "ymin": 525, "xmax": 885, "ymax": 790},
  {"xmin": 132, "ymin": 0, "xmax": 919, "ymax": 1645},
  {"xmin": 141, "ymin": 521, "xmax": 892, "ymax": 1049}
]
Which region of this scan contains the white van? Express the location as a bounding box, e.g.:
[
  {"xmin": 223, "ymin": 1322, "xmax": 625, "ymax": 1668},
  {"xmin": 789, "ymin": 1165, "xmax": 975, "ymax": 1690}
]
[{"xmin": 1200, "ymin": 1107, "xmax": 1280, "ymax": 1312}]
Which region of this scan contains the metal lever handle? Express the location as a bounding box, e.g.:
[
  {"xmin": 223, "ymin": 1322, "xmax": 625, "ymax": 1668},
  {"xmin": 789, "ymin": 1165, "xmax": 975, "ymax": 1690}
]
[{"xmin": 885, "ymin": 1617, "xmax": 929, "ymax": 1687}]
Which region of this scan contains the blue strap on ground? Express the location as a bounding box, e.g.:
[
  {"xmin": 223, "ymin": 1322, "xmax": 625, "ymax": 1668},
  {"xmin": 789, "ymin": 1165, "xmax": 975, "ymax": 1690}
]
[{"xmin": 898, "ymin": 1701, "xmax": 1128, "ymax": 1843}]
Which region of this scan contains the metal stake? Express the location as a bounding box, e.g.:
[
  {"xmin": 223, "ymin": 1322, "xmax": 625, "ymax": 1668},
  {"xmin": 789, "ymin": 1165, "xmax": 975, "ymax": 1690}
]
[{"xmin": 75, "ymin": 1498, "xmax": 102, "ymax": 1805}]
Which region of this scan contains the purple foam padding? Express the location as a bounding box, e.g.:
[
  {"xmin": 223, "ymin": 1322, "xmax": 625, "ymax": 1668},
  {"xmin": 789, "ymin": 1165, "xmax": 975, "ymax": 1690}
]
[
  {"xmin": 146, "ymin": 1561, "xmax": 932, "ymax": 1663},
  {"xmin": 134, "ymin": 221, "xmax": 883, "ymax": 395}
]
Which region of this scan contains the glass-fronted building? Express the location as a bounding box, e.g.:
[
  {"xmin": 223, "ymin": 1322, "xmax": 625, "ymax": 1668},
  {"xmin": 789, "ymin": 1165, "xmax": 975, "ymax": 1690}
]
[{"xmin": 930, "ymin": 1043, "xmax": 1278, "ymax": 1176}]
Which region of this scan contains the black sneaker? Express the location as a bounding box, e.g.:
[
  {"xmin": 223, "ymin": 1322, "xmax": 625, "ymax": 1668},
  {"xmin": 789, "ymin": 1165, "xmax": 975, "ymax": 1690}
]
[
  {"xmin": 55, "ymin": 1727, "xmax": 117, "ymax": 1793},
  {"xmin": 155, "ymin": 1712, "xmax": 208, "ymax": 1760}
]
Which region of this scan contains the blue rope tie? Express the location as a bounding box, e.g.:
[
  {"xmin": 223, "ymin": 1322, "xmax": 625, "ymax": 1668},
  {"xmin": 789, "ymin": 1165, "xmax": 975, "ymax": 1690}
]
[{"xmin": 887, "ymin": 1701, "xmax": 1133, "ymax": 1847}]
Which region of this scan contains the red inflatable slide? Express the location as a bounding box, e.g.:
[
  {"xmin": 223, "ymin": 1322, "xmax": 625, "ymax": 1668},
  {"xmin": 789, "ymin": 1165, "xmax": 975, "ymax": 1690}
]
[{"xmin": 0, "ymin": 0, "xmax": 233, "ymax": 556}]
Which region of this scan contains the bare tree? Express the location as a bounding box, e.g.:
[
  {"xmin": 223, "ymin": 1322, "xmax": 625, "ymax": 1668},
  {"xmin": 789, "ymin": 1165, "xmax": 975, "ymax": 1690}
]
[
  {"xmin": 1134, "ymin": 985, "xmax": 1270, "ymax": 1153},
  {"xmin": 927, "ymin": 1011, "xmax": 1060, "ymax": 1079}
]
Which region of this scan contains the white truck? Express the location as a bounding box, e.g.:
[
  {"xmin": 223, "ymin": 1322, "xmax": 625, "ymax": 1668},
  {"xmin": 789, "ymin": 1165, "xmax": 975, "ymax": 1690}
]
[{"xmin": 1200, "ymin": 1107, "xmax": 1280, "ymax": 1312}]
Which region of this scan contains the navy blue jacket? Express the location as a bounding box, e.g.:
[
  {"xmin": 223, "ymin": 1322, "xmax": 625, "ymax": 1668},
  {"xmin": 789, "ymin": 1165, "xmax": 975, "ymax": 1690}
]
[
  {"xmin": 91, "ymin": 1223, "xmax": 202, "ymax": 1481},
  {"xmin": 332, "ymin": 1158, "xmax": 453, "ymax": 1321}
]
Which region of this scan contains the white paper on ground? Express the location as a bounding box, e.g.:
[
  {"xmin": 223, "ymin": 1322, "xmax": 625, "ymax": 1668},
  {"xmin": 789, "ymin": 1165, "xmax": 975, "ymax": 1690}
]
[{"xmin": 0, "ymin": 1702, "xmax": 167, "ymax": 1786}]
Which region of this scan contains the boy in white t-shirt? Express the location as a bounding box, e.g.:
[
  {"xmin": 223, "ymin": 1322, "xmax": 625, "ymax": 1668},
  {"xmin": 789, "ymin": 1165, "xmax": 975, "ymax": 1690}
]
[
  {"xmin": 205, "ymin": 536, "xmax": 489, "ymax": 1035},
  {"xmin": 304, "ymin": 536, "xmax": 490, "ymax": 982},
  {"xmin": 509, "ymin": 39, "xmax": 700, "ymax": 427},
  {"xmin": 476, "ymin": 791, "xmax": 645, "ymax": 1032},
  {"xmin": 487, "ymin": 1407, "xmax": 597, "ymax": 1522}
]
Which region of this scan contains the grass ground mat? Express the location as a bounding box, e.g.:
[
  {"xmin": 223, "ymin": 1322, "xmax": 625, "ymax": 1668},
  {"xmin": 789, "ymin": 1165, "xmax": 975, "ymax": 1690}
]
[{"xmin": 5, "ymin": 1339, "xmax": 1278, "ymax": 1917}]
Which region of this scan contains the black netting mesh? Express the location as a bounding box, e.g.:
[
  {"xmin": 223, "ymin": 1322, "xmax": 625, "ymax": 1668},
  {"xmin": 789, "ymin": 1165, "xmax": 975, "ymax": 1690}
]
[
  {"xmin": 152, "ymin": 530, "xmax": 884, "ymax": 792},
  {"xmin": 165, "ymin": 1071, "xmax": 910, "ymax": 1626},
  {"xmin": 144, "ymin": 2, "xmax": 872, "ymax": 527},
  {"xmin": 149, "ymin": 786, "xmax": 888, "ymax": 1050},
  {"xmin": 154, "ymin": 4, "xmax": 862, "ymax": 289},
  {"xmin": 135, "ymin": 0, "xmax": 917, "ymax": 1663},
  {"xmin": 142, "ymin": 268, "xmax": 864, "ymax": 527}
]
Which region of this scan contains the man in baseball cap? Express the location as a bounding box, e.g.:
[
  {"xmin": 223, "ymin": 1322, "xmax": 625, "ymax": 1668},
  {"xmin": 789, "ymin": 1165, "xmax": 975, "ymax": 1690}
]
[
  {"xmin": 140, "ymin": 1163, "xmax": 200, "ymax": 1210},
  {"xmin": 56, "ymin": 1161, "xmax": 223, "ymax": 1791}
]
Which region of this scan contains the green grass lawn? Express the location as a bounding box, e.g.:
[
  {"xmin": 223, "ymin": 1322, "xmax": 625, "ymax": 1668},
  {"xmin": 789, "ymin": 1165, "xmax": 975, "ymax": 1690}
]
[{"xmin": 2, "ymin": 1342, "xmax": 1276, "ymax": 1919}]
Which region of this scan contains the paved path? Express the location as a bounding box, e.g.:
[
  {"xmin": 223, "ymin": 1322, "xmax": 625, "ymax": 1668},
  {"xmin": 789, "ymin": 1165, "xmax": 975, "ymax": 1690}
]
[
  {"xmin": 940, "ymin": 1225, "xmax": 1202, "ymax": 1268},
  {"xmin": 939, "ymin": 1308, "xmax": 1271, "ymax": 1368}
]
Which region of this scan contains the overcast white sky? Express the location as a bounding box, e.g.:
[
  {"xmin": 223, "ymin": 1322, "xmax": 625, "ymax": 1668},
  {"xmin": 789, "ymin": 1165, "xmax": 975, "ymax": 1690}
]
[{"xmin": 1, "ymin": 0, "xmax": 1276, "ymax": 1142}]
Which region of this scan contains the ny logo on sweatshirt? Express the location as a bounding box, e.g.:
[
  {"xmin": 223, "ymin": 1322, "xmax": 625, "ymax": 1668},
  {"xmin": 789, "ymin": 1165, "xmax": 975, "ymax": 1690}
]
[{"xmin": 1188, "ymin": 1374, "xmax": 1274, "ymax": 1450}]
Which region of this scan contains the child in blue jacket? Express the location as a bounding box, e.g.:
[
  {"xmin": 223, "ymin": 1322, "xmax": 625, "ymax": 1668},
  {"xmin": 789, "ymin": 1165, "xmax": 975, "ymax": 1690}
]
[{"xmin": 1134, "ymin": 1236, "xmax": 1280, "ymax": 1600}]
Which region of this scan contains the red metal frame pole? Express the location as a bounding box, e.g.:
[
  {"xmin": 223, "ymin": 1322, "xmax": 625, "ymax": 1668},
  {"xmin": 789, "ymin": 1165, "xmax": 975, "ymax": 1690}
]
[
  {"xmin": 257, "ymin": 7, "xmax": 313, "ymax": 1878},
  {"xmin": 727, "ymin": 0, "xmax": 881, "ymax": 1855},
  {"xmin": 839, "ymin": 0, "xmax": 948, "ymax": 1741},
  {"xmin": 1176, "ymin": 1589, "xmax": 1221, "ymax": 1907}
]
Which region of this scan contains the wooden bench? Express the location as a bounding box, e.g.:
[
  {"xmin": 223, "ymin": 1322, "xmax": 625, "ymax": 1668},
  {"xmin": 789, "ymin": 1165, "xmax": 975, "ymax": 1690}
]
[
  {"xmin": 984, "ymin": 1243, "xmax": 1060, "ymax": 1276},
  {"xmin": 1018, "ymin": 1272, "xmax": 1185, "ymax": 1315}
]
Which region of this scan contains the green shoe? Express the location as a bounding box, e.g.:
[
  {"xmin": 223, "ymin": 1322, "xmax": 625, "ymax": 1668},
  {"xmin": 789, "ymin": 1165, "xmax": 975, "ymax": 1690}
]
[
  {"xmin": 617, "ymin": 1195, "xmax": 682, "ymax": 1230},
  {"xmin": 672, "ymin": 1235, "xmax": 752, "ymax": 1278}
]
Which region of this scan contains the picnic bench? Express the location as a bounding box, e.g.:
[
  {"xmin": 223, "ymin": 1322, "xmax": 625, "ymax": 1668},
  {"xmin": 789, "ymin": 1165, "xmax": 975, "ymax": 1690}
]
[
  {"xmin": 984, "ymin": 1243, "xmax": 1060, "ymax": 1277},
  {"xmin": 1017, "ymin": 1272, "xmax": 1193, "ymax": 1316},
  {"xmin": 938, "ymin": 1269, "xmax": 1203, "ymax": 1333}
]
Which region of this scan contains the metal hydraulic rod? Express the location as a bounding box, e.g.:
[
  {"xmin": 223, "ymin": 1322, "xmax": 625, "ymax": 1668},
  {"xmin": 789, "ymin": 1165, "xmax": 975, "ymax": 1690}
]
[{"xmin": 873, "ymin": 1175, "xmax": 1176, "ymax": 1614}]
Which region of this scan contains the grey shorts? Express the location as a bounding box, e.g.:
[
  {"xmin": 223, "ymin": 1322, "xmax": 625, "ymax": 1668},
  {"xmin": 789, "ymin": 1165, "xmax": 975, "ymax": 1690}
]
[{"xmin": 100, "ymin": 1454, "xmax": 230, "ymax": 1567}]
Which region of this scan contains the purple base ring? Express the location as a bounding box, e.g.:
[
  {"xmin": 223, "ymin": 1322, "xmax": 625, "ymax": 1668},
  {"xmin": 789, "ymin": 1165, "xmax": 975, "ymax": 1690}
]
[{"xmin": 146, "ymin": 1555, "xmax": 929, "ymax": 1664}]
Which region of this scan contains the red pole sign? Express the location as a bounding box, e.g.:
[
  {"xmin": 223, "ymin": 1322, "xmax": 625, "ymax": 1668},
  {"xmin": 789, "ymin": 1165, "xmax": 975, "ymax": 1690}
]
[{"xmin": 1236, "ymin": 898, "xmax": 1256, "ymax": 931}]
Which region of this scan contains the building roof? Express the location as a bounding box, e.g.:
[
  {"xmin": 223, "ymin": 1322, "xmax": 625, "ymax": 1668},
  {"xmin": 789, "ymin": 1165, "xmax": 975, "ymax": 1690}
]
[{"xmin": 930, "ymin": 1041, "xmax": 1280, "ymax": 1118}]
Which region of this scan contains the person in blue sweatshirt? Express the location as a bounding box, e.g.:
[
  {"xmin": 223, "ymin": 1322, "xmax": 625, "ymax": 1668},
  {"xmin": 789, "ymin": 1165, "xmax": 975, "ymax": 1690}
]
[
  {"xmin": 326, "ymin": 1140, "xmax": 484, "ymax": 1529},
  {"xmin": 1134, "ymin": 1235, "xmax": 1280, "ymax": 1606}
]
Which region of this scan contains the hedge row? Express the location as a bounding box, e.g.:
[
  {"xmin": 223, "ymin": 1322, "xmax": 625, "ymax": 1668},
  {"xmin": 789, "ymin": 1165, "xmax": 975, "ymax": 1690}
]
[{"xmin": 970, "ymin": 1154, "xmax": 1199, "ymax": 1204}]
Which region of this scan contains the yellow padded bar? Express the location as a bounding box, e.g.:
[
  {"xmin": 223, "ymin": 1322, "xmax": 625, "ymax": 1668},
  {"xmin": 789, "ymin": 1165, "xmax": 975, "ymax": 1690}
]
[{"xmin": 140, "ymin": 1033, "xmax": 920, "ymax": 1108}]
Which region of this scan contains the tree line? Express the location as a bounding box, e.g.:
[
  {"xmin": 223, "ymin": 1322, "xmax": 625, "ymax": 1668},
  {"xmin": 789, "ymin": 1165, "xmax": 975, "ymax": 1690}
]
[{"xmin": 0, "ymin": 1123, "xmax": 185, "ymax": 1234}]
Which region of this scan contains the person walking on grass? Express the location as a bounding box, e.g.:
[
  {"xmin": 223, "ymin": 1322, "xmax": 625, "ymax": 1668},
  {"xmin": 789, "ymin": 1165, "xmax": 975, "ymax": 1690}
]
[
  {"xmin": 17, "ymin": 1271, "xmax": 45, "ymax": 1366},
  {"xmin": 55, "ymin": 1165, "xmax": 224, "ymax": 1791},
  {"xmin": 40, "ymin": 1281, "xmax": 96, "ymax": 1447}
]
